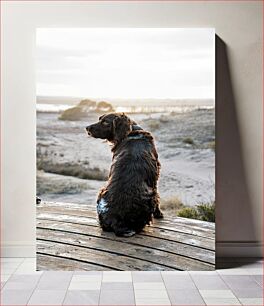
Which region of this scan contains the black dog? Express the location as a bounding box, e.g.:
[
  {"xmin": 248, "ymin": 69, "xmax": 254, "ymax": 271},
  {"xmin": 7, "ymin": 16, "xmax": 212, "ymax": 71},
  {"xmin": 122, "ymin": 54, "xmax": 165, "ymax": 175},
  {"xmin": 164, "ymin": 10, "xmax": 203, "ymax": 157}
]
[{"xmin": 86, "ymin": 113, "xmax": 163, "ymax": 237}]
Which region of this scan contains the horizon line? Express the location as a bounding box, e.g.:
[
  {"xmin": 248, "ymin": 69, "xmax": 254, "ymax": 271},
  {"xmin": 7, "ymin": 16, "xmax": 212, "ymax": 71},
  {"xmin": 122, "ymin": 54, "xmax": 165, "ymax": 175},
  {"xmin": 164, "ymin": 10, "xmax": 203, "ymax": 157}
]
[{"xmin": 37, "ymin": 95, "xmax": 215, "ymax": 100}]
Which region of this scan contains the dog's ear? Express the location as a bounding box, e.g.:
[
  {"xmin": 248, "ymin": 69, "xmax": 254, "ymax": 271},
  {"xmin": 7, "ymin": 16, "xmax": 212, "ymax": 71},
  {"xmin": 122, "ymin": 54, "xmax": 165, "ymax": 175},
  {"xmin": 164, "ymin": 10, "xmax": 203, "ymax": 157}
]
[
  {"xmin": 99, "ymin": 114, "xmax": 105, "ymax": 121},
  {"xmin": 113, "ymin": 113, "xmax": 132, "ymax": 143}
]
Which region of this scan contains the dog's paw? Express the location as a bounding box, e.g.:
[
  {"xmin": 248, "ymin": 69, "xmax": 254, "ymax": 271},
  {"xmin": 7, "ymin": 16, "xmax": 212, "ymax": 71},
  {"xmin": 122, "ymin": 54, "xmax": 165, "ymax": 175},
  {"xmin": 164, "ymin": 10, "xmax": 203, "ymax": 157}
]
[
  {"xmin": 122, "ymin": 230, "xmax": 136, "ymax": 237},
  {"xmin": 153, "ymin": 210, "xmax": 164, "ymax": 219},
  {"xmin": 116, "ymin": 230, "xmax": 136, "ymax": 237}
]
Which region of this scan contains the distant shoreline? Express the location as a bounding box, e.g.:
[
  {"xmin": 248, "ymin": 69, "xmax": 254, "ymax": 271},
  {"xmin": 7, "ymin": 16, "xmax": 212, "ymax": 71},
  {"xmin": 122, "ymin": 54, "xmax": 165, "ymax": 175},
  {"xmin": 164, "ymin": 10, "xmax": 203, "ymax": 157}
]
[
  {"xmin": 36, "ymin": 95, "xmax": 215, "ymax": 107},
  {"xmin": 36, "ymin": 102, "xmax": 215, "ymax": 114}
]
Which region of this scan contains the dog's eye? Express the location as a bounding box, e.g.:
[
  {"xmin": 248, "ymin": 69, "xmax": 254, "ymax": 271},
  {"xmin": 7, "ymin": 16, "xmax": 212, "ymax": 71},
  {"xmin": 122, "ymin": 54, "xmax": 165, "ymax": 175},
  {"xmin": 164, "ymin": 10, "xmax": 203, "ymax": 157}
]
[{"xmin": 102, "ymin": 121, "xmax": 109, "ymax": 126}]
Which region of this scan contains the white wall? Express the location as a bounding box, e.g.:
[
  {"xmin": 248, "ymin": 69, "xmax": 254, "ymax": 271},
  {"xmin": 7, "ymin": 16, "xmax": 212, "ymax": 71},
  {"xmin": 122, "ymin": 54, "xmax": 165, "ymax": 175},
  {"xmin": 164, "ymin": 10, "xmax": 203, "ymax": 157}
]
[{"xmin": 1, "ymin": 1, "xmax": 262, "ymax": 257}]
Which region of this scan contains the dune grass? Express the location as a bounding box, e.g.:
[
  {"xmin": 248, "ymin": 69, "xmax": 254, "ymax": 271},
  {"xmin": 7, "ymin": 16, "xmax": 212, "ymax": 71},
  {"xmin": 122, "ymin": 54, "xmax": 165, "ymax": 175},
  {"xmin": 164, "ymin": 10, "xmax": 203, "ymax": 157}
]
[
  {"xmin": 160, "ymin": 196, "xmax": 184, "ymax": 213},
  {"xmin": 161, "ymin": 196, "xmax": 215, "ymax": 223},
  {"xmin": 37, "ymin": 160, "xmax": 108, "ymax": 181},
  {"xmin": 177, "ymin": 207, "xmax": 199, "ymax": 219},
  {"xmin": 196, "ymin": 202, "xmax": 215, "ymax": 222},
  {"xmin": 177, "ymin": 202, "xmax": 215, "ymax": 222},
  {"xmin": 37, "ymin": 172, "xmax": 89, "ymax": 195}
]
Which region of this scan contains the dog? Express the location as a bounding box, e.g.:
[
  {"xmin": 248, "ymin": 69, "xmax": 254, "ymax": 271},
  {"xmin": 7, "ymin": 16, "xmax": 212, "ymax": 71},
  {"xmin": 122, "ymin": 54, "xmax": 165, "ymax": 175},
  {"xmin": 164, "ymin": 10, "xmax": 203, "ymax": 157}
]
[{"xmin": 86, "ymin": 113, "xmax": 163, "ymax": 237}]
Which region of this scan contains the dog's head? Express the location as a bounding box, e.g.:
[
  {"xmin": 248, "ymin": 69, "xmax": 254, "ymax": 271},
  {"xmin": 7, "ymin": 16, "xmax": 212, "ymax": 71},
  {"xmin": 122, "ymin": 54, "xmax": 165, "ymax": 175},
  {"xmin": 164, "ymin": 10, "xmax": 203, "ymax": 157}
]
[{"xmin": 86, "ymin": 113, "xmax": 135, "ymax": 143}]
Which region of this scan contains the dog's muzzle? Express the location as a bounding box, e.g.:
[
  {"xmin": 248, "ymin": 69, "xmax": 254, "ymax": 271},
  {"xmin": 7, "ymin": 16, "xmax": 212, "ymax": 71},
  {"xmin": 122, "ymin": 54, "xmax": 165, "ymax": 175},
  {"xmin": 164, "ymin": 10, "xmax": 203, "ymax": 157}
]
[{"xmin": 86, "ymin": 126, "xmax": 92, "ymax": 136}]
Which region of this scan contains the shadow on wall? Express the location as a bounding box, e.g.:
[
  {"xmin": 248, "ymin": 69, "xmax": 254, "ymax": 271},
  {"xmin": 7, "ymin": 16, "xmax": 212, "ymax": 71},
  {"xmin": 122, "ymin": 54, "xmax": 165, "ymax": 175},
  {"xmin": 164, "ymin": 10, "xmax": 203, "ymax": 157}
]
[{"xmin": 215, "ymin": 35, "xmax": 259, "ymax": 266}]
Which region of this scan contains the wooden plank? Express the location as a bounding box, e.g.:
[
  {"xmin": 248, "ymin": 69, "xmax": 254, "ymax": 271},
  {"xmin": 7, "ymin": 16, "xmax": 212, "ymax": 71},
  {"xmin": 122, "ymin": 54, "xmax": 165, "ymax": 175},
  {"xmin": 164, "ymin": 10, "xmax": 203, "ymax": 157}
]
[
  {"xmin": 37, "ymin": 254, "xmax": 111, "ymax": 271},
  {"xmin": 37, "ymin": 219, "xmax": 215, "ymax": 264},
  {"xmin": 38, "ymin": 212, "xmax": 98, "ymax": 226},
  {"xmin": 38, "ymin": 201, "xmax": 215, "ymax": 232},
  {"xmin": 39, "ymin": 202, "xmax": 215, "ymax": 230},
  {"xmin": 158, "ymin": 217, "xmax": 215, "ymax": 231},
  {"xmin": 37, "ymin": 221, "xmax": 213, "ymax": 269},
  {"xmin": 37, "ymin": 240, "xmax": 177, "ymax": 271},
  {"xmin": 37, "ymin": 213, "xmax": 215, "ymax": 250},
  {"xmin": 37, "ymin": 205, "xmax": 215, "ymax": 238},
  {"xmin": 36, "ymin": 201, "xmax": 215, "ymax": 271},
  {"xmin": 152, "ymin": 224, "xmax": 214, "ymax": 240},
  {"xmin": 38, "ymin": 202, "xmax": 215, "ymax": 231},
  {"xmin": 37, "ymin": 228, "xmax": 214, "ymax": 271}
]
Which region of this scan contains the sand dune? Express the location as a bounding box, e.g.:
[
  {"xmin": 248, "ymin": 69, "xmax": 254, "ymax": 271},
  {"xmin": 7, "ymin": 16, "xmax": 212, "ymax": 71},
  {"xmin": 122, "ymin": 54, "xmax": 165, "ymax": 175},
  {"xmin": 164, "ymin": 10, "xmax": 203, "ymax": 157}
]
[{"xmin": 37, "ymin": 108, "xmax": 215, "ymax": 207}]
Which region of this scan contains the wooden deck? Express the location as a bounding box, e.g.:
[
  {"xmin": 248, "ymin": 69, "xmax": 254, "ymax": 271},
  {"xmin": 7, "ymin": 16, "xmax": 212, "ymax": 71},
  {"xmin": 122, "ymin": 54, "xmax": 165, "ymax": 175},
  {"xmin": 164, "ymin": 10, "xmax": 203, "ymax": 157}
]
[{"xmin": 37, "ymin": 202, "xmax": 215, "ymax": 271}]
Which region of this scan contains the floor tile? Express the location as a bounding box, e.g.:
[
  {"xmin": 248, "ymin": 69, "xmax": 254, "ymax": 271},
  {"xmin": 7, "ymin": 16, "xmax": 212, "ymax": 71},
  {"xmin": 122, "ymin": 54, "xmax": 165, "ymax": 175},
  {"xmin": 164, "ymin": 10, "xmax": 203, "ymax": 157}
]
[
  {"xmin": 37, "ymin": 271, "xmax": 72, "ymax": 290},
  {"xmin": 135, "ymin": 289, "xmax": 169, "ymax": 299},
  {"xmin": 74, "ymin": 271, "xmax": 102, "ymax": 275},
  {"xmin": 191, "ymin": 275, "xmax": 228, "ymax": 289},
  {"xmin": 132, "ymin": 271, "xmax": 162, "ymax": 282},
  {"xmin": 103, "ymin": 271, "xmax": 132, "ymax": 282},
  {"xmin": 245, "ymin": 268, "xmax": 263, "ymax": 275},
  {"xmin": 14, "ymin": 271, "xmax": 43, "ymax": 276},
  {"xmin": 99, "ymin": 289, "xmax": 135, "ymax": 305},
  {"xmin": 71, "ymin": 275, "xmax": 102, "ymax": 282},
  {"xmin": 252, "ymin": 275, "xmax": 264, "ymax": 287},
  {"xmin": 0, "ymin": 257, "xmax": 263, "ymax": 306},
  {"xmin": 167, "ymin": 289, "xmax": 205, "ymax": 305},
  {"xmin": 1, "ymin": 275, "xmax": 11, "ymax": 282},
  {"xmin": 203, "ymin": 298, "xmax": 241, "ymax": 305},
  {"xmin": 63, "ymin": 290, "xmax": 100, "ymax": 305},
  {"xmin": 101, "ymin": 281, "xmax": 133, "ymax": 290},
  {"xmin": 134, "ymin": 282, "xmax": 166, "ymax": 290},
  {"xmin": 2, "ymin": 262, "xmax": 21, "ymax": 269},
  {"xmin": 8, "ymin": 274, "xmax": 41, "ymax": 283},
  {"xmin": 217, "ymin": 268, "xmax": 250, "ymax": 275},
  {"xmin": 23, "ymin": 258, "xmax": 36, "ymax": 264},
  {"xmin": 27, "ymin": 289, "xmax": 66, "ymax": 305},
  {"xmin": 231, "ymin": 287, "xmax": 263, "ymax": 298},
  {"xmin": 189, "ymin": 270, "xmax": 218, "ymax": 275},
  {"xmin": 162, "ymin": 271, "xmax": 189, "ymax": 276},
  {"xmin": 14, "ymin": 262, "xmax": 37, "ymax": 275},
  {"xmin": 1, "ymin": 258, "xmax": 25, "ymax": 263},
  {"xmin": 135, "ymin": 298, "xmax": 171, "ymax": 305},
  {"xmin": 3, "ymin": 281, "xmax": 38, "ymax": 291},
  {"xmin": 1, "ymin": 288, "xmax": 33, "ymax": 305},
  {"xmin": 163, "ymin": 274, "xmax": 196, "ymax": 289},
  {"xmin": 15, "ymin": 262, "xmax": 35, "ymax": 269},
  {"xmin": 2, "ymin": 267, "xmax": 18, "ymax": 274},
  {"xmin": 239, "ymin": 298, "xmax": 264, "ymax": 305},
  {"xmin": 69, "ymin": 281, "xmax": 101, "ymax": 290},
  {"xmin": 221, "ymin": 275, "xmax": 261, "ymax": 290},
  {"xmin": 199, "ymin": 289, "xmax": 236, "ymax": 299}
]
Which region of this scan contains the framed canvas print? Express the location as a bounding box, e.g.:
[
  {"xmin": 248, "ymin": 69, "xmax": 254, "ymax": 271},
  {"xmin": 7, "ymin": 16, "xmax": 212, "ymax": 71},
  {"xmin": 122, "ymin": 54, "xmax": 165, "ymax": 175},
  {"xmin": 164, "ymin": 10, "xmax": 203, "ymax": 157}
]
[{"xmin": 36, "ymin": 28, "xmax": 215, "ymax": 271}]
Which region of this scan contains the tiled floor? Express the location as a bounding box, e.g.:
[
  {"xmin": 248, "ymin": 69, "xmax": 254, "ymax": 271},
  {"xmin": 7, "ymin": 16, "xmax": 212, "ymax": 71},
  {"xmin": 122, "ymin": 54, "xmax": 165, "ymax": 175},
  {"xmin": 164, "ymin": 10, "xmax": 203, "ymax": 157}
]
[{"xmin": 0, "ymin": 258, "xmax": 263, "ymax": 305}]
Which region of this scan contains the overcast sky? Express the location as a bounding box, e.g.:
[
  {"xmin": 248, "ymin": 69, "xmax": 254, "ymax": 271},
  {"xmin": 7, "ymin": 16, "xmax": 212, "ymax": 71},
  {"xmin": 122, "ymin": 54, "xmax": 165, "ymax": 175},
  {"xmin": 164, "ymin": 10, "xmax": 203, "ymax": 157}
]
[{"xmin": 36, "ymin": 28, "xmax": 215, "ymax": 99}]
